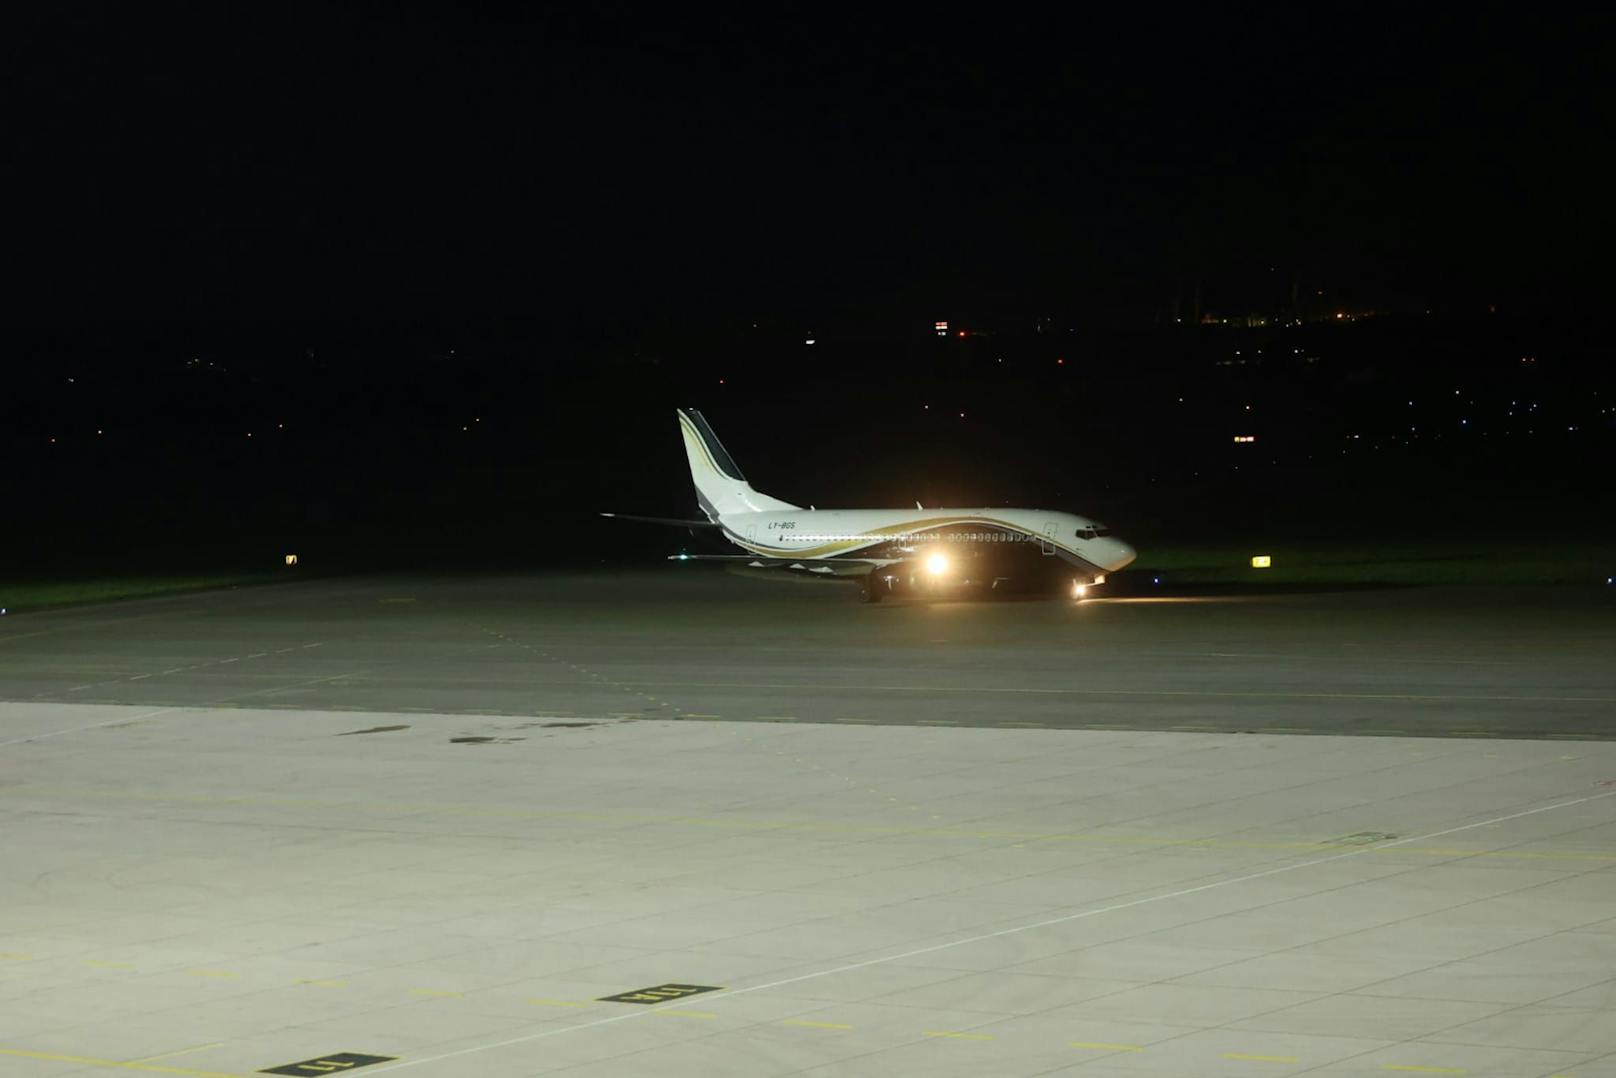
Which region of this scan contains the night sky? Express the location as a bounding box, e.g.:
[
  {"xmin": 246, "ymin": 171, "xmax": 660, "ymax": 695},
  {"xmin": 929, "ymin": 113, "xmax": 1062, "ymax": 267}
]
[{"xmin": 7, "ymin": 6, "xmax": 1610, "ymax": 331}]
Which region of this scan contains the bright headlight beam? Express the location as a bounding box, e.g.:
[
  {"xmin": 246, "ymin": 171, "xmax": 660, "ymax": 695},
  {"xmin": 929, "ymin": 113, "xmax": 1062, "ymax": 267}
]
[{"xmin": 925, "ymin": 553, "xmax": 949, "ymax": 576}]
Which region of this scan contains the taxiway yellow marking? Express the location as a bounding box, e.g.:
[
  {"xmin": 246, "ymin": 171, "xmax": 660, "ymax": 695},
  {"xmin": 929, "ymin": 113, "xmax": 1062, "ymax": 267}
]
[
  {"xmin": 1071, "ymin": 1041, "xmax": 1145, "ymax": 1052},
  {"xmin": 917, "ymin": 720, "xmax": 960, "ymax": 726},
  {"xmin": 1382, "ymin": 1066, "xmax": 1467, "ymax": 1074},
  {"xmin": 0, "ymin": 1046, "xmax": 246, "ymax": 1077},
  {"xmin": 757, "ymin": 715, "xmax": 797, "ymax": 721},
  {"xmin": 129, "ymin": 1044, "xmax": 223, "ymax": 1064},
  {"xmin": 924, "ymin": 1030, "xmax": 993, "ymax": 1040},
  {"xmin": 9, "ymin": 784, "xmax": 1613, "ymax": 863},
  {"xmin": 1224, "ymin": 1053, "xmax": 1300, "ymax": 1062},
  {"xmin": 0, "ymin": 952, "xmax": 33, "ymax": 960},
  {"xmin": 679, "ymin": 713, "xmax": 722, "ymax": 719},
  {"xmin": 528, "ymin": 998, "xmax": 591, "ymax": 1008},
  {"xmin": 781, "ymin": 1019, "xmax": 853, "ymax": 1030},
  {"xmin": 408, "ymin": 987, "xmax": 463, "ymax": 997},
  {"xmin": 637, "ymin": 678, "xmax": 1616, "ymax": 705}
]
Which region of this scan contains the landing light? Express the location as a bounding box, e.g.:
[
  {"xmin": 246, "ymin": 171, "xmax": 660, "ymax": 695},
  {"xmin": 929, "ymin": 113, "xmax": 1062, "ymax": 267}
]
[
  {"xmin": 1072, "ymin": 582, "xmax": 1088, "ymax": 599},
  {"xmin": 925, "ymin": 553, "xmax": 949, "ymax": 576}
]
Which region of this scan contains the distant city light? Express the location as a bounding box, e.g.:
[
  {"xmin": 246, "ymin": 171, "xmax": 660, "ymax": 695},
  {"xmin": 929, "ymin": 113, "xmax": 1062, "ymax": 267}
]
[
  {"xmin": 1233, "ymin": 435, "xmax": 1257, "ymax": 443},
  {"xmin": 804, "ymin": 338, "xmax": 816, "ymax": 345},
  {"xmin": 284, "ymin": 554, "xmax": 298, "ymax": 566},
  {"xmin": 1251, "ymin": 555, "xmax": 1272, "ymax": 569},
  {"xmin": 934, "ymin": 320, "xmax": 948, "ymax": 336}
]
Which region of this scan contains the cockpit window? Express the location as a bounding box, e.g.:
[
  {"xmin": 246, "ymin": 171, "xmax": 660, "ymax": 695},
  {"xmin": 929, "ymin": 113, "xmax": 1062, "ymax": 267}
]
[{"xmin": 1075, "ymin": 524, "xmax": 1113, "ymax": 540}]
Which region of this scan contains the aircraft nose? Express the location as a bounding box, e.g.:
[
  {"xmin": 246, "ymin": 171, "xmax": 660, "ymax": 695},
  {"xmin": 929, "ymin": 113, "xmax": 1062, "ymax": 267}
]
[{"xmin": 1104, "ymin": 539, "xmax": 1137, "ymax": 571}]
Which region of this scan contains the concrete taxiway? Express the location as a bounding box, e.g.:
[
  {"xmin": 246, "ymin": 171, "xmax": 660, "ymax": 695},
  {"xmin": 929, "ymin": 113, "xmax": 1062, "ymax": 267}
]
[
  {"xmin": 2, "ymin": 569, "xmax": 1614, "ymax": 738},
  {"xmin": 2, "ymin": 571, "xmax": 1614, "ymax": 1077}
]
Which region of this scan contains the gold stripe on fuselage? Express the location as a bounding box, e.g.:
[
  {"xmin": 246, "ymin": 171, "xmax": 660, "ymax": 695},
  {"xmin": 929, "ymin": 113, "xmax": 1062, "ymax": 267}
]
[{"xmin": 727, "ymin": 515, "xmax": 1070, "ymax": 560}]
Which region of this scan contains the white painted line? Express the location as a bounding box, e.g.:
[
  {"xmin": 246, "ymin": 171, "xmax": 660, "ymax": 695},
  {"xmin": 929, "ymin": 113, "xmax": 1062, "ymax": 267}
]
[{"xmin": 364, "ymin": 787, "xmax": 1616, "ymax": 1074}]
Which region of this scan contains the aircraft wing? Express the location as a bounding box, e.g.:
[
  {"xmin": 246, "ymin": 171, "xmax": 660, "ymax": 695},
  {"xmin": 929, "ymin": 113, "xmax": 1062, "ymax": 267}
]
[
  {"xmin": 601, "ymin": 512, "xmax": 720, "ymax": 528},
  {"xmin": 668, "ymin": 554, "xmax": 893, "ymax": 576}
]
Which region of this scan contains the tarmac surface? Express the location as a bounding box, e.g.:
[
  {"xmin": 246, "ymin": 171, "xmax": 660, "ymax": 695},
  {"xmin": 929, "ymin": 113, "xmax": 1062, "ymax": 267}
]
[
  {"xmin": 3, "ymin": 571, "xmax": 1616, "ymax": 1077},
  {"xmin": 3, "ymin": 569, "xmax": 1614, "ymax": 739}
]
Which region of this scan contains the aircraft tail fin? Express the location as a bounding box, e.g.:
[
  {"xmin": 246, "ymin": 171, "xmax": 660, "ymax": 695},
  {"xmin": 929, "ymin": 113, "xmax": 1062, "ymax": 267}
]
[{"xmin": 677, "ymin": 409, "xmax": 799, "ymax": 520}]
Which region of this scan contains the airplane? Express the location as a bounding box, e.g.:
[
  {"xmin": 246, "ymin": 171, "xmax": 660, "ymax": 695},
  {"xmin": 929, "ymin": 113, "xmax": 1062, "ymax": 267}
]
[{"xmin": 603, "ymin": 408, "xmax": 1137, "ymax": 602}]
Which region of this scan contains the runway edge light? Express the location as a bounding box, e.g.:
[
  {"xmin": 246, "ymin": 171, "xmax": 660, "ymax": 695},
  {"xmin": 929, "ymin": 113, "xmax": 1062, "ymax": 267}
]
[{"xmin": 1251, "ymin": 555, "xmax": 1272, "ymax": 569}]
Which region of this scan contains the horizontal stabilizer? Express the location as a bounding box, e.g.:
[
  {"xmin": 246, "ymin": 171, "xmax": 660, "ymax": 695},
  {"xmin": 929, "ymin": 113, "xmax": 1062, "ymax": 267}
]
[{"xmin": 601, "ymin": 513, "xmax": 720, "ymax": 528}]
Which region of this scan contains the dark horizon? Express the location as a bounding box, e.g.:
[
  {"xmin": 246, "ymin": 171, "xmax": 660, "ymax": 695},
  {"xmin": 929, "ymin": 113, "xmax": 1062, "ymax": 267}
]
[{"xmin": 7, "ymin": 7, "xmax": 1612, "ymax": 332}]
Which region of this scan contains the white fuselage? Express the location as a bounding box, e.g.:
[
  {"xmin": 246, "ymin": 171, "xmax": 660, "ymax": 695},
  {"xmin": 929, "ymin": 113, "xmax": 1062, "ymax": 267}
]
[{"xmin": 715, "ymin": 507, "xmax": 1137, "ymax": 575}]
